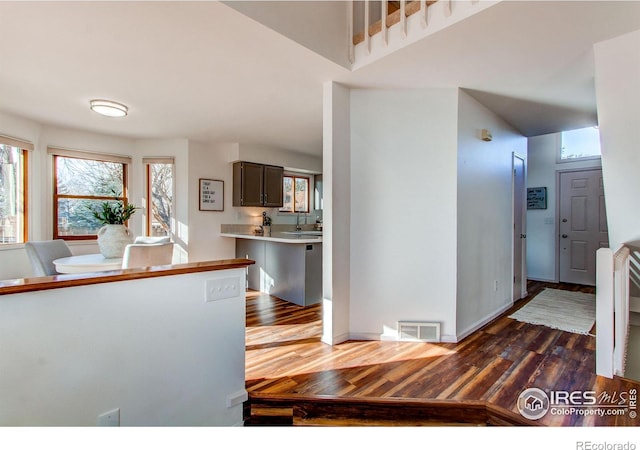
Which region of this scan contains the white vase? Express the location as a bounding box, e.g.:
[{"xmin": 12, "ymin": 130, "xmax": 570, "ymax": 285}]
[{"xmin": 97, "ymin": 224, "xmax": 133, "ymax": 259}]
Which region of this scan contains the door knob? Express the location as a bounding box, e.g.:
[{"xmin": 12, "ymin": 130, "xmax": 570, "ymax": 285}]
[{"xmin": 562, "ymin": 234, "xmax": 568, "ymax": 238}]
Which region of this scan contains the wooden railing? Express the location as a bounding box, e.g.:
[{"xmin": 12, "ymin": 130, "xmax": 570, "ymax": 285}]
[
  {"xmin": 351, "ymin": 0, "xmax": 439, "ymax": 59},
  {"xmin": 347, "ymin": 0, "xmax": 495, "ymax": 67},
  {"xmin": 596, "ymin": 245, "xmax": 632, "ymax": 378},
  {"xmin": 352, "ymin": 1, "xmax": 439, "ymax": 43}
]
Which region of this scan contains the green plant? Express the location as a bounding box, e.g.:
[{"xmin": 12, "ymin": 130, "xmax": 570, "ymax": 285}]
[{"xmin": 90, "ymin": 191, "xmax": 138, "ymax": 225}]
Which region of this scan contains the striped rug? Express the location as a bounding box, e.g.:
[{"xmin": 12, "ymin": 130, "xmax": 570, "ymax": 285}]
[{"xmin": 509, "ymin": 288, "xmax": 596, "ymax": 335}]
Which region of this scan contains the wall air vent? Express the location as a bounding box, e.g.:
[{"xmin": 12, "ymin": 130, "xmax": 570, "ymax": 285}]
[{"xmin": 397, "ymin": 321, "xmax": 441, "ymax": 342}]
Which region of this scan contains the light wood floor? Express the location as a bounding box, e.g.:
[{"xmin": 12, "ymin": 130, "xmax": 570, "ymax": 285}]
[{"xmin": 245, "ymin": 281, "xmax": 640, "ymax": 426}]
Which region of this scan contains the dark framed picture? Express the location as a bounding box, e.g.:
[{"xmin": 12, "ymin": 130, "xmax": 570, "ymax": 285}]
[
  {"xmin": 527, "ymin": 187, "xmax": 547, "ymax": 210},
  {"xmin": 199, "ymin": 179, "xmax": 224, "ymax": 211}
]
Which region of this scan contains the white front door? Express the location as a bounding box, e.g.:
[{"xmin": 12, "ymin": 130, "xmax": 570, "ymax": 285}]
[{"xmin": 559, "ymin": 169, "xmax": 609, "ymax": 285}]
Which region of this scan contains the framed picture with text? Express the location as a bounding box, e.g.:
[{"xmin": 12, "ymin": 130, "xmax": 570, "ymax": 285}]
[
  {"xmin": 527, "ymin": 187, "xmax": 547, "ymax": 210},
  {"xmin": 199, "ymin": 179, "xmax": 224, "ymax": 211}
]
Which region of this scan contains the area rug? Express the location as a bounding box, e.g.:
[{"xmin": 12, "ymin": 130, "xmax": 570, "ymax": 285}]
[{"xmin": 508, "ymin": 288, "xmax": 596, "ymax": 335}]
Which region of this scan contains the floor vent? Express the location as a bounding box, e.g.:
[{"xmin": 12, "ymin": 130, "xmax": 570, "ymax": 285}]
[{"xmin": 398, "ymin": 321, "xmax": 441, "ymax": 342}]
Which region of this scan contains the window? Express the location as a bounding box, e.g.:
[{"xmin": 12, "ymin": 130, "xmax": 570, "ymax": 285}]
[
  {"xmin": 50, "ymin": 148, "xmax": 131, "ymax": 239},
  {"xmin": 144, "ymin": 157, "xmax": 174, "ymax": 237},
  {"xmin": 0, "ymin": 136, "xmax": 30, "ymax": 244},
  {"xmin": 559, "ymin": 126, "xmax": 602, "ymax": 162},
  {"xmin": 280, "ymin": 175, "xmax": 309, "ymax": 213}
]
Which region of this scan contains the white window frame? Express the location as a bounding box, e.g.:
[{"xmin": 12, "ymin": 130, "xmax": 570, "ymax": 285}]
[{"xmin": 556, "ymin": 127, "xmax": 602, "ymax": 164}]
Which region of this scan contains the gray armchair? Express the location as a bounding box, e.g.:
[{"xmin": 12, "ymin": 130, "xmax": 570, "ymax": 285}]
[{"xmin": 24, "ymin": 239, "xmax": 72, "ymax": 276}]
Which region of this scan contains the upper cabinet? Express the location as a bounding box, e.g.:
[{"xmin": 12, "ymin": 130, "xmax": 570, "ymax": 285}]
[{"xmin": 232, "ymin": 161, "xmax": 283, "ymax": 207}]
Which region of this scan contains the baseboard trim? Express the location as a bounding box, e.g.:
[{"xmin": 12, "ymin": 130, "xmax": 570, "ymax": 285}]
[
  {"xmin": 527, "ymin": 277, "xmax": 558, "ymax": 283},
  {"xmin": 456, "ymin": 301, "xmax": 513, "ymax": 342},
  {"xmin": 322, "ymin": 331, "xmax": 350, "ymax": 345}
]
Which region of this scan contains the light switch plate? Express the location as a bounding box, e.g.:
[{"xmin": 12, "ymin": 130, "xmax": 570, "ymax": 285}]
[{"xmin": 206, "ymin": 276, "xmax": 241, "ymax": 302}]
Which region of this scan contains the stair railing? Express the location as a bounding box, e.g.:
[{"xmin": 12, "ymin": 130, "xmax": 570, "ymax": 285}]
[
  {"xmin": 349, "ymin": 0, "xmax": 452, "ymax": 64},
  {"xmin": 596, "ymin": 244, "xmax": 631, "ymax": 378}
]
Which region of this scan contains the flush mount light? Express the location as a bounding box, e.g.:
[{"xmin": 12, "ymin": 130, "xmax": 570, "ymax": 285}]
[{"xmin": 90, "ymin": 99, "xmax": 128, "ymax": 117}]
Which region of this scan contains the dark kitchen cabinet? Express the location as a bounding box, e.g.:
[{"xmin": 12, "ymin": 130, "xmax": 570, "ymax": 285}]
[{"xmin": 232, "ymin": 161, "xmax": 283, "ymax": 207}]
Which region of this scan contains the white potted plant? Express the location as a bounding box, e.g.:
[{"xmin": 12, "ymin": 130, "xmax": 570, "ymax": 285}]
[{"xmin": 90, "ymin": 192, "xmax": 138, "ymax": 259}]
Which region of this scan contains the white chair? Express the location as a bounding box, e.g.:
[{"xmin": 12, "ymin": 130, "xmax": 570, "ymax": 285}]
[
  {"xmin": 24, "ymin": 239, "xmax": 72, "ymax": 276},
  {"xmin": 121, "ymin": 242, "xmax": 174, "ymax": 269},
  {"xmin": 133, "ymin": 236, "xmax": 171, "ymax": 244}
]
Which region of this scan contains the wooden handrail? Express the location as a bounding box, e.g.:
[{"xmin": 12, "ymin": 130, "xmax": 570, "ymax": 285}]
[{"xmin": 0, "ymin": 258, "xmax": 255, "ymax": 296}]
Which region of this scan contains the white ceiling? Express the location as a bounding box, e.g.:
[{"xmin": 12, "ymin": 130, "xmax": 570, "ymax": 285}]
[{"xmin": 1, "ymin": 1, "xmax": 639, "ymax": 157}]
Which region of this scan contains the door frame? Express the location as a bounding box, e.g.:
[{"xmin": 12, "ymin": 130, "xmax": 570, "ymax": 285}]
[
  {"xmin": 512, "ymin": 152, "xmax": 527, "ymax": 301},
  {"xmin": 555, "ymin": 166, "xmax": 604, "ymax": 284}
]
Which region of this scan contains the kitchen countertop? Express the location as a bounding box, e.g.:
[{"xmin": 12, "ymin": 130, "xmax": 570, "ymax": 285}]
[{"xmin": 220, "ymin": 231, "xmax": 322, "ymax": 244}]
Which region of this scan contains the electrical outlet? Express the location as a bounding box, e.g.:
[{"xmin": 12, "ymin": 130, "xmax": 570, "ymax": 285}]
[
  {"xmin": 97, "ymin": 408, "xmax": 120, "ymax": 426},
  {"xmin": 206, "ymin": 276, "xmax": 241, "ymax": 302}
]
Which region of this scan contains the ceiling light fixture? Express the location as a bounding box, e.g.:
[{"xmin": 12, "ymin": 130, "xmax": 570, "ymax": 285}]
[{"xmin": 90, "ymin": 99, "xmax": 128, "ymax": 118}]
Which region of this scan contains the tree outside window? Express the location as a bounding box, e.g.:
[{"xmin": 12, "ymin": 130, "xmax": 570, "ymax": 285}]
[
  {"xmin": 0, "ymin": 143, "xmax": 28, "ymax": 244},
  {"xmin": 53, "ymin": 153, "xmax": 129, "ymax": 239},
  {"xmin": 280, "ymin": 175, "xmax": 309, "ymax": 213},
  {"xmin": 146, "ymin": 161, "xmax": 173, "ymax": 237}
]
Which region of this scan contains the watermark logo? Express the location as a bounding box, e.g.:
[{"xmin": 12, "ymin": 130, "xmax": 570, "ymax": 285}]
[
  {"xmin": 517, "ymin": 387, "xmax": 550, "ymax": 420},
  {"xmin": 517, "ymin": 387, "xmax": 637, "ymax": 420}
]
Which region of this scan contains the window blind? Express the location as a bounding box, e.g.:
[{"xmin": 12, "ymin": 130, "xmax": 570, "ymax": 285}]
[
  {"xmin": 142, "ymin": 156, "xmax": 175, "ymax": 165},
  {"xmin": 47, "ymin": 146, "xmax": 132, "ymax": 164},
  {"xmin": 0, "ymin": 135, "xmax": 34, "ymax": 151}
]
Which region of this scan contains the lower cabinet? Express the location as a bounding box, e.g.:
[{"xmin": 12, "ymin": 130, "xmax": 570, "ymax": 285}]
[{"xmin": 236, "ymin": 239, "xmax": 322, "ymax": 306}]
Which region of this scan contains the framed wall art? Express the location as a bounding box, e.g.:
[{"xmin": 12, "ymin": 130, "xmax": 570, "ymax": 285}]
[
  {"xmin": 527, "ymin": 187, "xmax": 547, "ymax": 210},
  {"xmin": 199, "ymin": 179, "xmax": 224, "ymax": 211}
]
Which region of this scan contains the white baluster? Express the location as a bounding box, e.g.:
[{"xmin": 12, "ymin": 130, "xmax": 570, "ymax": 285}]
[
  {"xmin": 420, "ymin": 0, "xmax": 428, "ymax": 28},
  {"xmin": 400, "ymin": 0, "xmax": 407, "ymax": 38},
  {"xmin": 364, "ymin": 0, "xmax": 371, "ymax": 54},
  {"xmin": 381, "ymin": 0, "xmax": 388, "ymax": 46},
  {"xmin": 443, "ymin": 0, "xmax": 452, "ymax": 17},
  {"xmin": 348, "ymin": 0, "xmax": 354, "ymax": 63},
  {"xmin": 596, "ymin": 247, "xmax": 614, "ymax": 378}
]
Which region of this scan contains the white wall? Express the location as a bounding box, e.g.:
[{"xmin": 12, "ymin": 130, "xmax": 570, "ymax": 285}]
[
  {"xmin": 349, "ymin": 88, "xmax": 459, "ymax": 341},
  {"xmin": 322, "ymin": 81, "xmax": 351, "ymax": 345},
  {"xmin": 0, "ymin": 114, "xmax": 141, "ymax": 278},
  {"xmin": 134, "ymin": 138, "xmax": 189, "ymax": 263},
  {"xmin": 0, "ymin": 268, "xmax": 247, "ymax": 426},
  {"xmin": 0, "ymin": 112, "xmax": 42, "ymax": 278},
  {"xmin": 223, "ymin": 142, "xmax": 324, "ymax": 230},
  {"xmin": 222, "ymin": 0, "xmax": 350, "ymax": 69},
  {"xmin": 237, "ymin": 143, "xmax": 322, "ymax": 174},
  {"xmin": 594, "ymin": 29, "xmax": 640, "ymax": 250},
  {"xmin": 526, "ymin": 133, "xmax": 602, "ymax": 282},
  {"xmin": 456, "ymin": 90, "xmax": 527, "ymax": 338},
  {"xmin": 0, "ymin": 110, "xmax": 286, "ymax": 279},
  {"xmin": 187, "ymin": 141, "xmax": 238, "ymax": 262}
]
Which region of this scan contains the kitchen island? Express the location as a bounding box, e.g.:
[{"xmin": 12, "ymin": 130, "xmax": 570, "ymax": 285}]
[{"xmin": 221, "ymin": 231, "xmax": 322, "ymax": 306}]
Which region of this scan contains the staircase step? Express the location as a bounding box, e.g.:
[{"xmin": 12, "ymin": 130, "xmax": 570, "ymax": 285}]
[{"xmin": 244, "ymin": 393, "xmax": 541, "ymax": 426}]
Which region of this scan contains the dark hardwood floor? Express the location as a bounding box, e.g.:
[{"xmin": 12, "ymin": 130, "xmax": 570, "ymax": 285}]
[{"xmin": 245, "ymin": 281, "xmax": 640, "ymax": 426}]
